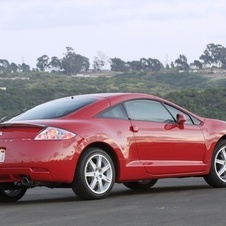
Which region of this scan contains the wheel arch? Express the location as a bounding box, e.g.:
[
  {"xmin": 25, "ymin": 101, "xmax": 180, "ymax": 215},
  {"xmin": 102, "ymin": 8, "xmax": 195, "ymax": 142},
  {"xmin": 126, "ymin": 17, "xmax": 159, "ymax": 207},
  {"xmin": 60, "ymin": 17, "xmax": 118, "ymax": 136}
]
[
  {"xmin": 217, "ymin": 135, "xmax": 226, "ymax": 144},
  {"xmin": 206, "ymin": 136, "xmax": 226, "ymax": 173},
  {"xmin": 214, "ymin": 136, "xmax": 226, "ymax": 152},
  {"xmin": 204, "ymin": 136, "xmax": 226, "ymax": 188},
  {"xmin": 76, "ymin": 142, "xmax": 120, "ymax": 181}
]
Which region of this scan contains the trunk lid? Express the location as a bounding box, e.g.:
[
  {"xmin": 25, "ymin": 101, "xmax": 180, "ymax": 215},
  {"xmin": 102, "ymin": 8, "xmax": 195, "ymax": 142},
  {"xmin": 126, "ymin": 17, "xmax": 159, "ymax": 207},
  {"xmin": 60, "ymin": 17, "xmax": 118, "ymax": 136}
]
[{"xmin": 0, "ymin": 123, "xmax": 45, "ymax": 139}]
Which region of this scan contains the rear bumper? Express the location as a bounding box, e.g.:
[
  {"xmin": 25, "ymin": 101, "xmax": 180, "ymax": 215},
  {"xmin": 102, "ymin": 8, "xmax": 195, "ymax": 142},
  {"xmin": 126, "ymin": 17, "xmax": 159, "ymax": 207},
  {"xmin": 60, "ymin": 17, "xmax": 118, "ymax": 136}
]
[
  {"xmin": 0, "ymin": 167, "xmax": 52, "ymax": 183},
  {"xmin": 0, "ymin": 137, "xmax": 81, "ymax": 183},
  {"xmin": 0, "ymin": 157, "xmax": 78, "ymax": 183}
]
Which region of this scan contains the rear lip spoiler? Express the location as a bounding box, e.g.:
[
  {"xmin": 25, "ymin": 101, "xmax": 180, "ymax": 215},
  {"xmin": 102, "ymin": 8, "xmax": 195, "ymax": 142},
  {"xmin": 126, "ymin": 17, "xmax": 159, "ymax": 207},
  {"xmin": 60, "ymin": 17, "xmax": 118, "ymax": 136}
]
[{"xmin": 0, "ymin": 123, "xmax": 46, "ymax": 128}]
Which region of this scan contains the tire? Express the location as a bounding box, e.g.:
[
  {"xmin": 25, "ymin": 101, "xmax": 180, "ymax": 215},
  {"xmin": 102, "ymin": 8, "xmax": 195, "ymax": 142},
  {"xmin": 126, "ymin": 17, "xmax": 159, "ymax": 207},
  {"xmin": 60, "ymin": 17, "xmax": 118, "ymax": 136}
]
[
  {"xmin": 123, "ymin": 179, "xmax": 158, "ymax": 190},
  {"xmin": 204, "ymin": 140, "xmax": 226, "ymax": 187},
  {"xmin": 72, "ymin": 148, "xmax": 115, "ymax": 200},
  {"xmin": 0, "ymin": 183, "xmax": 27, "ymax": 202}
]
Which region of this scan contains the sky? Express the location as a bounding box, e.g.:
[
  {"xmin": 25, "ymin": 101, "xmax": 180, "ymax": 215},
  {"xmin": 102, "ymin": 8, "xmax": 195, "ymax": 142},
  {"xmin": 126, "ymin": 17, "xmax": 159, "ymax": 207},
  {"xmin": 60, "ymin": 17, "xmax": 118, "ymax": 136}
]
[{"xmin": 0, "ymin": 0, "xmax": 226, "ymax": 68}]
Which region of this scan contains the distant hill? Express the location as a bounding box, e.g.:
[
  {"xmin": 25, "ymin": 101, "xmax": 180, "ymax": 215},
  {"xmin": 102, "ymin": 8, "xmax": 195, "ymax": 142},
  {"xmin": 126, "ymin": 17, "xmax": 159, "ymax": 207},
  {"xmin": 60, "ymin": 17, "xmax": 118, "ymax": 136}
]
[{"xmin": 1, "ymin": 70, "xmax": 226, "ymax": 120}]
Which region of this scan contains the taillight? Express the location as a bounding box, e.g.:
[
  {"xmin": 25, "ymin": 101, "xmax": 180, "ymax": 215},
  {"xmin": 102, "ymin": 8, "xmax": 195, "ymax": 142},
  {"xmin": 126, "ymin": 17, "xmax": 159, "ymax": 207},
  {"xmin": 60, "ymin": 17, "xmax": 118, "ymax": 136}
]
[{"xmin": 34, "ymin": 127, "xmax": 76, "ymax": 140}]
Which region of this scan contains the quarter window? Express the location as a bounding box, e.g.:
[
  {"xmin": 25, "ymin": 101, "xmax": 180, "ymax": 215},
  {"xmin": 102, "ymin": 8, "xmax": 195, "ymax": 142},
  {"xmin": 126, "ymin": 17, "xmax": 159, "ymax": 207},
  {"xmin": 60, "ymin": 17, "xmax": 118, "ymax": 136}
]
[{"xmin": 98, "ymin": 104, "xmax": 127, "ymax": 119}]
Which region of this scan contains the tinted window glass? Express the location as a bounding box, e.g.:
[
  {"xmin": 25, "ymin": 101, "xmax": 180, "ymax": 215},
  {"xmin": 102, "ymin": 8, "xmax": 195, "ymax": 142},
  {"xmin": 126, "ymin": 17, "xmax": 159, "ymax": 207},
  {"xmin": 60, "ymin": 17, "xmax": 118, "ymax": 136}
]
[
  {"xmin": 98, "ymin": 104, "xmax": 127, "ymax": 119},
  {"xmin": 124, "ymin": 99, "xmax": 174, "ymax": 122},
  {"xmin": 10, "ymin": 96, "xmax": 98, "ymax": 121},
  {"xmin": 163, "ymin": 103, "xmax": 199, "ymax": 125}
]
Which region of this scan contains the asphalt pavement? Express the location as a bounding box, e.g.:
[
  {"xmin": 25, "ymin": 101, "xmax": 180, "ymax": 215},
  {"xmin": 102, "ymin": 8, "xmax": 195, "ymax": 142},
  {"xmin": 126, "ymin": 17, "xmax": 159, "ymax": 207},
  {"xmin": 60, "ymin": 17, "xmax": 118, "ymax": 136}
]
[{"xmin": 0, "ymin": 177, "xmax": 225, "ymax": 226}]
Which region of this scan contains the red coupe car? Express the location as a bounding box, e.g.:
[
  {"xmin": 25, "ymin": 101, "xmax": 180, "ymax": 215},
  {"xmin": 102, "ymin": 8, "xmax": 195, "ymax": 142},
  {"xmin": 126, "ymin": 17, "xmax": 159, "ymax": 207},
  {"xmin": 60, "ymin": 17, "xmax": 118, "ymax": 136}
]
[{"xmin": 0, "ymin": 92, "xmax": 226, "ymax": 202}]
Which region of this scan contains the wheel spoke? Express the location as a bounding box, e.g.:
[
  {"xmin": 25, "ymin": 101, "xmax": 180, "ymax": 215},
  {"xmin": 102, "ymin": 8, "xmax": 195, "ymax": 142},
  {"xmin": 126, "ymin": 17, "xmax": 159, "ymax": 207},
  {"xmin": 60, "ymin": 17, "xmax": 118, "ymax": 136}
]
[
  {"xmin": 216, "ymin": 159, "xmax": 225, "ymax": 166},
  {"xmin": 89, "ymin": 159, "xmax": 96, "ymax": 170},
  {"xmin": 222, "ymin": 149, "xmax": 226, "ymax": 160},
  {"xmin": 217, "ymin": 166, "xmax": 226, "ymax": 177},
  {"xmin": 90, "ymin": 178, "xmax": 98, "ymax": 190},
  {"xmin": 97, "ymin": 180, "xmax": 104, "ymax": 192},
  {"xmin": 102, "ymin": 164, "xmax": 110, "ymax": 174},
  {"xmin": 214, "ymin": 147, "xmax": 226, "ymax": 182},
  {"xmin": 97, "ymin": 155, "xmax": 102, "ymax": 168},
  {"xmin": 85, "ymin": 171, "xmax": 95, "ymax": 177},
  {"xmin": 101, "ymin": 174, "xmax": 111, "ymax": 183}
]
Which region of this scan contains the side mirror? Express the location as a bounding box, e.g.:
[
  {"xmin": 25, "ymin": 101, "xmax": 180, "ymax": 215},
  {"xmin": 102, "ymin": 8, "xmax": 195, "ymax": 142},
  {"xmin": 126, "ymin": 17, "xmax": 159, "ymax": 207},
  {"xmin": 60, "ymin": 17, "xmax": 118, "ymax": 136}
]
[{"xmin": 176, "ymin": 114, "xmax": 186, "ymax": 125}]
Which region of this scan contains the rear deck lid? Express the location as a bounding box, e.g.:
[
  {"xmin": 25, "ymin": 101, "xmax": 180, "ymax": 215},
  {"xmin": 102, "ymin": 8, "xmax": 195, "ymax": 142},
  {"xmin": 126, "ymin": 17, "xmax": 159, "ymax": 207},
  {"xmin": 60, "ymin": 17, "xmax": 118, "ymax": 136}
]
[{"xmin": 0, "ymin": 123, "xmax": 45, "ymax": 139}]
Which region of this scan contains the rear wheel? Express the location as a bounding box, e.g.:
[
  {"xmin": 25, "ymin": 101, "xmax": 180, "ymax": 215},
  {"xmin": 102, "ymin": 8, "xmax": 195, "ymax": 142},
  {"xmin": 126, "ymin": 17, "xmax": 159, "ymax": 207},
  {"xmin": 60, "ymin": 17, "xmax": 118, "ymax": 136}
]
[
  {"xmin": 204, "ymin": 140, "xmax": 226, "ymax": 187},
  {"xmin": 123, "ymin": 179, "xmax": 158, "ymax": 190},
  {"xmin": 0, "ymin": 183, "xmax": 27, "ymax": 202},
  {"xmin": 72, "ymin": 148, "xmax": 115, "ymax": 200}
]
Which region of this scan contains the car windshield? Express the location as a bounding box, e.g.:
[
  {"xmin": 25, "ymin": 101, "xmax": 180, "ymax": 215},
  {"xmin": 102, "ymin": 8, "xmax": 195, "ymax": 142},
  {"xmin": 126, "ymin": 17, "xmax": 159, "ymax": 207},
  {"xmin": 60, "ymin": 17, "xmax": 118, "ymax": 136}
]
[{"xmin": 10, "ymin": 96, "xmax": 98, "ymax": 121}]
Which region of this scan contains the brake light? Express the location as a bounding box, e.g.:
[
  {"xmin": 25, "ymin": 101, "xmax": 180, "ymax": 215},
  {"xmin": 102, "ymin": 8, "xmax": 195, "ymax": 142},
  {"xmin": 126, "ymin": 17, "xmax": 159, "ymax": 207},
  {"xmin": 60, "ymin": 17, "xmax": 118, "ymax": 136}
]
[{"xmin": 35, "ymin": 127, "xmax": 76, "ymax": 140}]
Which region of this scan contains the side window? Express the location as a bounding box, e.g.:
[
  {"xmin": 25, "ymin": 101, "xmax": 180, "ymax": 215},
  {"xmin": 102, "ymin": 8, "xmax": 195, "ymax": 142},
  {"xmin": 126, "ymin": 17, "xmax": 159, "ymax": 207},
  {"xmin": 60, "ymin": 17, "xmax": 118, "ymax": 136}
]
[
  {"xmin": 163, "ymin": 103, "xmax": 199, "ymax": 125},
  {"xmin": 124, "ymin": 99, "xmax": 174, "ymax": 122},
  {"xmin": 98, "ymin": 104, "xmax": 127, "ymax": 119}
]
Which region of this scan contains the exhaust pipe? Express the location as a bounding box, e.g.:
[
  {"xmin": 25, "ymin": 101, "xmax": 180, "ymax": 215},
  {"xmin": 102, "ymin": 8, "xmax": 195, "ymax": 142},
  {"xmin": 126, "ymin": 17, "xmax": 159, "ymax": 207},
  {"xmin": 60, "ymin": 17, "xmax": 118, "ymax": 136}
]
[{"xmin": 21, "ymin": 177, "xmax": 39, "ymax": 186}]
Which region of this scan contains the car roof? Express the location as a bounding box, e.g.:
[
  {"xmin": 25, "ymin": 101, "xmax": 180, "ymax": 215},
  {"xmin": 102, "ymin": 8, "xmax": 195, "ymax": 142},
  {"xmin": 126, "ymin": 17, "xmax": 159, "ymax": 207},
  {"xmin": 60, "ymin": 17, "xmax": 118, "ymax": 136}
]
[{"xmin": 72, "ymin": 92, "xmax": 156, "ymax": 100}]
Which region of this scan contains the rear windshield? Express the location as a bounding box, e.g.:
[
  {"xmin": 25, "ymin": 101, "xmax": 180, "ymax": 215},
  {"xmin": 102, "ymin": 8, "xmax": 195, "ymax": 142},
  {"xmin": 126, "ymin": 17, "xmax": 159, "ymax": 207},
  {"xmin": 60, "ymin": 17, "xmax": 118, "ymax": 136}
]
[{"xmin": 10, "ymin": 96, "xmax": 98, "ymax": 121}]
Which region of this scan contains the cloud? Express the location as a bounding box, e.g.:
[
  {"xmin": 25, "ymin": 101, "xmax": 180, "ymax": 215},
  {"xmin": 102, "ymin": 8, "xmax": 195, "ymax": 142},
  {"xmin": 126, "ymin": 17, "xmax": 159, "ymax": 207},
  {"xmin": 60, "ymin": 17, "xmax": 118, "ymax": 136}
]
[
  {"xmin": 1, "ymin": 0, "xmax": 223, "ymax": 30},
  {"xmin": 0, "ymin": 0, "xmax": 226, "ymax": 67}
]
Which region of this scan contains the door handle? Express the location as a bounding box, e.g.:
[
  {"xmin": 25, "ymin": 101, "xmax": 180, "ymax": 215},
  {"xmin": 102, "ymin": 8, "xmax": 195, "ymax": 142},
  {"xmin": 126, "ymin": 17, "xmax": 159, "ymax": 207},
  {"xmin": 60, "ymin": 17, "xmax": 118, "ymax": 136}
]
[{"xmin": 130, "ymin": 125, "xmax": 139, "ymax": 133}]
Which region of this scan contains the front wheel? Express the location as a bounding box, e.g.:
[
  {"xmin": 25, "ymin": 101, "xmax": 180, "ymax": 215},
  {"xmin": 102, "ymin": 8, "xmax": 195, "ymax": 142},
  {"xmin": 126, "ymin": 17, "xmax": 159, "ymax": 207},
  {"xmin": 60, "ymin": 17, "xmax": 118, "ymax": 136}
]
[
  {"xmin": 123, "ymin": 179, "xmax": 158, "ymax": 190},
  {"xmin": 72, "ymin": 148, "xmax": 115, "ymax": 200},
  {"xmin": 204, "ymin": 140, "xmax": 226, "ymax": 187},
  {"xmin": 0, "ymin": 183, "xmax": 27, "ymax": 202}
]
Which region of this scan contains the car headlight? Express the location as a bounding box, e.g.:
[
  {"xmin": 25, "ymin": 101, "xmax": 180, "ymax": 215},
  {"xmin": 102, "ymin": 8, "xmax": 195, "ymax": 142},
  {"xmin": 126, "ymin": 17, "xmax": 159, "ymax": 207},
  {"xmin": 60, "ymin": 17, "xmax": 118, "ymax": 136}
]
[{"xmin": 34, "ymin": 127, "xmax": 76, "ymax": 140}]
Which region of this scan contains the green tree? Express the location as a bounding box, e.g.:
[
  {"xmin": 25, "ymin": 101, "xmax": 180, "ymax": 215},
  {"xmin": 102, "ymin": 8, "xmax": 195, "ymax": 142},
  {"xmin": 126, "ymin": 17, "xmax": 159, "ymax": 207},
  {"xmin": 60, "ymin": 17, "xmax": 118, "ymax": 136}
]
[
  {"xmin": 175, "ymin": 55, "xmax": 189, "ymax": 70},
  {"xmin": 49, "ymin": 56, "xmax": 62, "ymax": 71},
  {"xmin": 61, "ymin": 47, "xmax": 89, "ymax": 75},
  {"xmin": 220, "ymin": 47, "xmax": 226, "ymax": 69},
  {"xmin": 140, "ymin": 58, "xmax": 149, "ymax": 71},
  {"xmin": 82, "ymin": 57, "xmax": 90, "ymax": 72},
  {"xmin": 170, "ymin": 61, "xmax": 175, "ymax": 68},
  {"xmin": 0, "ymin": 59, "xmax": 10, "ymax": 73},
  {"xmin": 36, "ymin": 55, "xmax": 50, "ymax": 72},
  {"xmin": 149, "ymin": 58, "xmax": 163, "ymax": 71},
  {"xmin": 110, "ymin": 58, "xmax": 127, "ymax": 72},
  {"xmin": 19, "ymin": 63, "xmax": 30, "ymax": 72},
  {"xmin": 199, "ymin": 43, "xmax": 226, "ymax": 68},
  {"xmin": 10, "ymin": 62, "xmax": 18, "ymax": 73},
  {"xmin": 193, "ymin": 60, "xmax": 203, "ymax": 69},
  {"xmin": 127, "ymin": 60, "xmax": 143, "ymax": 72},
  {"xmin": 140, "ymin": 58, "xmax": 163, "ymax": 72}
]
